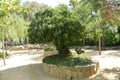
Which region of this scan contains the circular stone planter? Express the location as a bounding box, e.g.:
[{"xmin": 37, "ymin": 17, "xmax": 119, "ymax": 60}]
[{"xmin": 42, "ymin": 62, "xmax": 99, "ymax": 80}]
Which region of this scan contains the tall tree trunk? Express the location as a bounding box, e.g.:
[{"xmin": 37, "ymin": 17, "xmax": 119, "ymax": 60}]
[
  {"xmin": 98, "ymin": 28, "xmax": 101, "ymax": 55},
  {"xmin": 5, "ymin": 39, "xmax": 8, "ymax": 54},
  {"xmin": 101, "ymin": 27, "xmax": 105, "ymax": 48},
  {"xmin": 2, "ymin": 34, "xmax": 6, "ymax": 65},
  {"xmin": 98, "ymin": 16, "xmax": 101, "ymax": 55},
  {"xmin": 57, "ymin": 46, "xmax": 70, "ymax": 57}
]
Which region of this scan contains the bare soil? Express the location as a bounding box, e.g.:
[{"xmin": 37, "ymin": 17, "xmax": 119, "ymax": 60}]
[{"xmin": 0, "ymin": 49, "xmax": 120, "ymax": 80}]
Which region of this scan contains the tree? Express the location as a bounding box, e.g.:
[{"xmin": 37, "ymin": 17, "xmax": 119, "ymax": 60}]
[
  {"xmin": 28, "ymin": 5, "xmax": 84, "ymax": 57},
  {"xmin": 85, "ymin": 0, "xmax": 120, "ymax": 55},
  {"xmin": 0, "ymin": 0, "xmax": 28, "ymax": 65},
  {"xmin": 70, "ymin": 0, "xmax": 97, "ymax": 46},
  {"xmin": 23, "ymin": 1, "xmax": 48, "ymax": 21}
]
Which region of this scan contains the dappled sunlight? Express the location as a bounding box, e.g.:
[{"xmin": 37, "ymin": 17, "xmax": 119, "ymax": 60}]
[
  {"xmin": 100, "ymin": 67, "xmax": 120, "ymax": 80},
  {"xmin": 88, "ymin": 67, "xmax": 120, "ymax": 80},
  {"xmin": 84, "ymin": 49, "xmax": 120, "ymax": 69}
]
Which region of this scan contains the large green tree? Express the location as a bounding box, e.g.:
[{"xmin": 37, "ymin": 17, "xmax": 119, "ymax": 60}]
[{"xmin": 28, "ymin": 5, "xmax": 84, "ymax": 57}]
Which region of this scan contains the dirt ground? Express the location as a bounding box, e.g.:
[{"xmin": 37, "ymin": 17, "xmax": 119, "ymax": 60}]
[{"xmin": 0, "ymin": 49, "xmax": 120, "ymax": 80}]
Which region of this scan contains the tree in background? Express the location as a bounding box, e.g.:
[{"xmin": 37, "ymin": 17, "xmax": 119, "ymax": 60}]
[
  {"xmin": 85, "ymin": 0, "xmax": 120, "ymax": 55},
  {"xmin": 0, "ymin": 0, "xmax": 28, "ymax": 65},
  {"xmin": 69, "ymin": 0, "xmax": 98, "ymax": 46},
  {"xmin": 23, "ymin": 1, "xmax": 49, "ymax": 21}
]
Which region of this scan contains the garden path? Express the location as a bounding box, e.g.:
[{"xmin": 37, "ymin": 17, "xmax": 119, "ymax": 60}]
[{"xmin": 0, "ymin": 49, "xmax": 120, "ymax": 80}]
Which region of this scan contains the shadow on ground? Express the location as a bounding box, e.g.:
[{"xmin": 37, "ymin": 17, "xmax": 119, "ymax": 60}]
[
  {"xmin": 0, "ymin": 63, "xmax": 61, "ymax": 80},
  {"xmin": 89, "ymin": 67, "xmax": 120, "ymax": 80},
  {"xmin": 0, "ymin": 63, "xmax": 120, "ymax": 80}
]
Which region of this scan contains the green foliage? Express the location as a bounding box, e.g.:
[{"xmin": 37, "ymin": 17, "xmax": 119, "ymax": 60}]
[
  {"xmin": 87, "ymin": 0, "xmax": 105, "ymax": 12},
  {"xmin": 0, "ymin": 13, "xmax": 28, "ymax": 43},
  {"xmin": 0, "ymin": 0, "xmax": 29, "ymax": 43},
  {"xmin": 0, "ymin": 53, "xmax": 9, "ymax": 58},
  {"xmin": 87, "ymin": 0, "xmax": 120, "ymax": 23},
  {"xmin": 102, "ymin": 25, "xmax": 119, "ymax": 46},
  {"xmin": 44, "ymin": 45, "xmax": 54, "ymax": 51},
  {"xmin": 28, "ymin": 4, "xmax": 84, "ymax": 55},
  {"xmin": 63, "ymin": 57, "xmax": 92, "ymax": 67},
  {"xmin": 23, "ymin": 1, "xmax": 48, "ymax": 21},
  {"xmin": 0, "ymin": 0, "xmax": 27, "ymax": 14},
  {"xmin": 42, "ymin": 54, "xmax": 92, "ymax": 67},
  {"xmin": 0, "ymin": 0, "xmax": 119, "ymax": 48}
]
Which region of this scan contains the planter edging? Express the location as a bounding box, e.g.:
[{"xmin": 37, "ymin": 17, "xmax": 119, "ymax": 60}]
[{"xmin": 42, "ymin": 62, "xmax": 99, "ymax": 80}]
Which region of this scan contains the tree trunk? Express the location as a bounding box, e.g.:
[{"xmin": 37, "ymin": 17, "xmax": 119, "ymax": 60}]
[
  {"xmin": 2, "ymin": 35, "xmax": 6, "ymax": 65},
  {"xmin": 57, "ymin": 46, "xmax": 70, "ymax": 57},
  {"xmin": 102, "ymin": 27, "xmax": 105, "ymax": 48},
  {"xmin": 98, "ymin": 16, "xmax": 101, "ymax": 55},
  {"xmin": 5, "ymin": 39, "xmax": 8, "ymax": 54},
  {"xmin": 98, "ymin": 28, "xmax": 101, "ymax": 55}
]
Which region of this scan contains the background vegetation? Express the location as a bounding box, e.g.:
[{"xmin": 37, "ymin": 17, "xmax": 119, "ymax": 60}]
[
  {"xmin": 27, "ymin": 0, "xmax": 120, "ymax": 47},
  {"xmin": 0, "ymin": 0, "xmax": 120, "ymax": 65},
  {"xmin": 0, "ymin": 0, "xmax": 119, "ymax": 48}
]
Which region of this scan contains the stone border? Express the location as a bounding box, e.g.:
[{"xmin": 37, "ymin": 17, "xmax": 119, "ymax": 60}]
[{"xmin": 42, "ymin": 62, "xmax": 99, "ymax": 80}]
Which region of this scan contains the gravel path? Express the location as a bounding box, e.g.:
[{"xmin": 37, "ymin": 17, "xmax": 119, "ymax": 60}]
[
  {"xmin": 85, "ymin": 50, "xmax": 120, "ymax": 80},
  {"xmin": 0, "ymin": 50, "xmax": 61, "ymax": 80},
  {"xmin": 0, "ymin": 49, "xmax": 120, "ymax": 80}
]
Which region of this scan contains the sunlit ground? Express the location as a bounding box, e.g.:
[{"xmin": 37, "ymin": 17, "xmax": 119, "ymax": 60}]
[{"xmin": 0, "ymin": 49, "xmax": 120, "ymax": 80}]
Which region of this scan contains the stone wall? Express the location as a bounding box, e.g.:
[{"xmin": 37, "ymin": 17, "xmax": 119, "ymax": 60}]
[{"xmin": 42, "ymin": 62, "xmax": 99, "ymax": 80}]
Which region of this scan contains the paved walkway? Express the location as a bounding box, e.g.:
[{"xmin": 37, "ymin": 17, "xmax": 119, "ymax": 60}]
[{"xmin": 0, "ymin": 50, "xmax": 120, "ymax": 80}]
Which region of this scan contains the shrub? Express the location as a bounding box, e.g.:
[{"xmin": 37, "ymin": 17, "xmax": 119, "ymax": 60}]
[
  {"xmin": 42, "ymin": 53, "xmax": 92, "ymax": 67},
  {"xmin": 44, "ymin": 46, "xmax": 54, "ymax": 51},
  {"xmin": 0, "ymin": 53, "xmax": 9, "ymax": 58}
]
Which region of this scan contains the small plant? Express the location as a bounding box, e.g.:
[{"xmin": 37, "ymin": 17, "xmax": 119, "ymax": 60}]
[
  {"xmin": 75, "ymin": 47, "xmax": 84, "ymax": 54},
  {"xmin": 44, "ymin": 45, "xmax": 54, "ymax": 51},
  {"xmin": 63, "ymin": 54, "xmax": 92, "ymax": 67},
  {"xmin": 0, "ymin": 52, "xmax": 9, "ymax": 58}
]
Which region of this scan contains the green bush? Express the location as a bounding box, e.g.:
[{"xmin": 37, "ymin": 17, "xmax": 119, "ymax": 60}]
[
  {"xmin": 0, "ymin": 53, "xmax": 9, "ymax": 58},
  {"xmin": 44, "ymin": 46, "xmax": 54, "ymax": 51},
  {"xmin": 42, "ymin": 53, "xmax": 92, "ymax": 67}
]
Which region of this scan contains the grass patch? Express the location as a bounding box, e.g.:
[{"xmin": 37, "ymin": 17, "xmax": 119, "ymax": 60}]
[{"xmin": 42, "ymin": 53, "xmax": 93, "ymax": 67}]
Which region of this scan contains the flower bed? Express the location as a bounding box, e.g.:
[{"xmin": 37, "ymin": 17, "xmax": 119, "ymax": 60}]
[{"xmin": 42, "ymin": 62, "xmax": 99, "ymax": 80}]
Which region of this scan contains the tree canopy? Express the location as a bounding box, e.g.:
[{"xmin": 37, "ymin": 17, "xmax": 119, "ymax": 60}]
[{"xmin": 28, "ymin": 4, "xmax": 85, "ymax": 55}]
